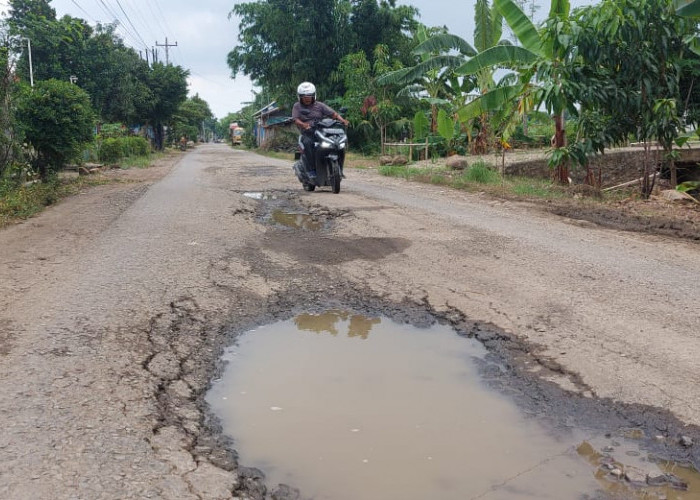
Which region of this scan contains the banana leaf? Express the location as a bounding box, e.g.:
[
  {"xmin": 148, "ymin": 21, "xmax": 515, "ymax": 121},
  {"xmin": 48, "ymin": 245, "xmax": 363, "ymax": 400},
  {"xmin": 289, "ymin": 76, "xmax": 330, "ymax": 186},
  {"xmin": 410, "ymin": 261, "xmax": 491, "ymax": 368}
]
[
  {"xmin": 456, "ymin": 85, "xmax": 523, "ymax": 123},
  {"xmin": 495, "ymin": 0, "xmax": 543, "ymax": 55},
  {"xmin": 548, "ymin": 0, "xmax": 570, "ymax": 19},
  {"xmin": 456, "ymin": 45, "xmax": 538, "ymax": 76},
  {"xmin": 437, "ymin": 109, "xmax": 455, "ymax": 140},
  {"xmin": 413, "ymin": 34, "xmax": 477, "ymax": 57}
]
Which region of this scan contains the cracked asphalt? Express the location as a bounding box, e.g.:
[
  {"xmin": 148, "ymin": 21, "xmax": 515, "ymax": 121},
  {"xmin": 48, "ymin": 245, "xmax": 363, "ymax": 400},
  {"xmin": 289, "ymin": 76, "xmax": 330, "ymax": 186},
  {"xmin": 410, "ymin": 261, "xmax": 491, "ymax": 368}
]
[{"xmin": 1, "ymin": 144, "xmax": 698, "ymax": 499}]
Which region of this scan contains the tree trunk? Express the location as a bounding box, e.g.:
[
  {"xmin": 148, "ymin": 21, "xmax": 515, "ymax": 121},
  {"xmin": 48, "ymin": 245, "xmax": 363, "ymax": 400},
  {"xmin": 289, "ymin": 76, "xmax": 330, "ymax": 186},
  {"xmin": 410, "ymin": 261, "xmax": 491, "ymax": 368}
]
[
  {"xmin": 553, "ymin": 113, "xmax": 569, "ymax": 184},
  {"xmin": 668, "ymin": 151, "xmax": 677, "ymax": 188},
  {"xmin": 154, "ymin": 124, "xmax": 164, "ymax": 151}
]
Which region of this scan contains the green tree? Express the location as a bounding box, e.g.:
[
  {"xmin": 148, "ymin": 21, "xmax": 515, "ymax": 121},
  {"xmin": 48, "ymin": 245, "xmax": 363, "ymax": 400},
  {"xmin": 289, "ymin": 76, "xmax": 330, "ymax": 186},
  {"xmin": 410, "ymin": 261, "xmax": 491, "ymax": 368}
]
[
  {"xmin": 8, "ymin": 3, "xmax": 153, "ymax": 125},
  {"xmin": 574, "ymin": 0, "xmax": 696, "ymax": 192},
  {"xmin": 79, "ymin": 24, "xmax": 153, "ymax": 124},
  {"xmin": 141, "ymin": 63, "xmax": 189, "ymax": 150},
  {"xmin": 16, "ymin": 79, "xmax": 95, "ymax": 179},
  {"xmin": 348, "ymin": 0, "xmax": 419, "ymax": 64},
  {"xmin": 170, "ymin": 94, "xmax": 214, "ymax": 142},
  {"xmin": 228, "ymin": 0, "xmax": 352, "ymax": 103},
  {"xmin": 0, "ymin": 23, "xmax": 19, "ymax": 180}
]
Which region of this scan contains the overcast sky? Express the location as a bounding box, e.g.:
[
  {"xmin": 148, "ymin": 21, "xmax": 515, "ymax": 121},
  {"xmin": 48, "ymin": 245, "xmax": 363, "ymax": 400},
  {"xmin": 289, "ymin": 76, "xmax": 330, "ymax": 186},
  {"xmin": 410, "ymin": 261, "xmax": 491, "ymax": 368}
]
[{"xmin": 0, "ymin": 0, "xmax": 597, "ymax": 119}]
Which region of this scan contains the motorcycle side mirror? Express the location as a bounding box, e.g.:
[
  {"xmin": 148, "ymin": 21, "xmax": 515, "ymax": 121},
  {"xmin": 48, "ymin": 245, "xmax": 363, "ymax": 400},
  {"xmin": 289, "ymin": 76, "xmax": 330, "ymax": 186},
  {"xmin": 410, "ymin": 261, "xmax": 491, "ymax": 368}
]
[{"xmin": 339, "ymin": 107, "xmax": 348, "ymax": 114}]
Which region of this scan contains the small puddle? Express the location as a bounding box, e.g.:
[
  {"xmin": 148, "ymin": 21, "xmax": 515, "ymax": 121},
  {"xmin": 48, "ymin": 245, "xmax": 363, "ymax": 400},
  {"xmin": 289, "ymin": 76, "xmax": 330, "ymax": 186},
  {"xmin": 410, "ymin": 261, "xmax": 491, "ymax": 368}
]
[
  {"xmin": 207, "ymin": 311, "xmax": 698, "ymax": 499},
  {"xmin": 270, "ymin": 210, "xmax": 322, "ymax": 231},
  {"xmin": 243, "ymin": 191, "xmax": 278, "ymax": 200}
]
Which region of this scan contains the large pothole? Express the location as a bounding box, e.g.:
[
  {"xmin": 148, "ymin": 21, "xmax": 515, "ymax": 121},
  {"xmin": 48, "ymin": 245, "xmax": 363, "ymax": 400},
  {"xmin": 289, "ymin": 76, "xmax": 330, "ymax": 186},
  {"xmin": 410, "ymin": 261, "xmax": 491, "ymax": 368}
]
[{"xmin": 206, "ymin": 310, "xmax": 699, "ymax": 500}]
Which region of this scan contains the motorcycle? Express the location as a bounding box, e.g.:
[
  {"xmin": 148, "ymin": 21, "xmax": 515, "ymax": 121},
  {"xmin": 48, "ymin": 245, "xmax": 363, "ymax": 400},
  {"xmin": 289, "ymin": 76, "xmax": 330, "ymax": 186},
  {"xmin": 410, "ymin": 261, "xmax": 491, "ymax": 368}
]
[{"xmin": 293, "ymin": 117, "xmax": 347, "ymax": 194}]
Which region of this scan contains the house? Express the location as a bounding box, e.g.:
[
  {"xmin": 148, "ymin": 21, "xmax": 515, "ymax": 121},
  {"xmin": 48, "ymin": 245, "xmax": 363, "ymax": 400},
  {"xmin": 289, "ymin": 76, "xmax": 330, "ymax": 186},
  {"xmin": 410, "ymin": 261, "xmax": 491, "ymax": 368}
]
[{"xmin": 252, "ymin": 101, "xmax": 295, "ymax": 147}]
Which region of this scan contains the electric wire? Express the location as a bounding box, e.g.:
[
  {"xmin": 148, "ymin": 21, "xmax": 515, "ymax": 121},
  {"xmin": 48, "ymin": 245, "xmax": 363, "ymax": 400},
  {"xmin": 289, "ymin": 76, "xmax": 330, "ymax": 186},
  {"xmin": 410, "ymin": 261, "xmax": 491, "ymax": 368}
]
[
  {"xmin": 113, "ymin": 0, "xmax": 150, "ymax": 49},
  {"xmin": 139, "ymin": 0, "xmax": 170, "ymax": 41},
  {"xmin": 95, "ymin": 0, "xmax": 146, "ymax": 51},
  {"xmin": 122, "ymin": 0, "xmax": 163, "ymax": 47},
  {"xmin": 70, "ymin": 0, "xmax": 98, "ymax": 23}
]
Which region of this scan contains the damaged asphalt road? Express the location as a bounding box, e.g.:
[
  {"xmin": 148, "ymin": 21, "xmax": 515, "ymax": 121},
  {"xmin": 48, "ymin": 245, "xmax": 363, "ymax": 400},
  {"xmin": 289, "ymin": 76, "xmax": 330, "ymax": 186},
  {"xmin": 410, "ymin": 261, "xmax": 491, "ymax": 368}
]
[{"xmin": 0, "ymin": 144, "xmax": 698, "ymax": 499}]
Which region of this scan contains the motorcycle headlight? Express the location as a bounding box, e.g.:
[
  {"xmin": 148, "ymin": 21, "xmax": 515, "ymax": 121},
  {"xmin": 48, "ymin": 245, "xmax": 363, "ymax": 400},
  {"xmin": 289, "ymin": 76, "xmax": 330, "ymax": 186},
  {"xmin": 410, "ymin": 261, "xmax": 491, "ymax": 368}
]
[
  {"xmin": 339, "ymin": 143, "xmax": 346, "ymax": 149},
  {"xmin": 320, "ymin": 141, "xmax": 334, "ymax": 149}
]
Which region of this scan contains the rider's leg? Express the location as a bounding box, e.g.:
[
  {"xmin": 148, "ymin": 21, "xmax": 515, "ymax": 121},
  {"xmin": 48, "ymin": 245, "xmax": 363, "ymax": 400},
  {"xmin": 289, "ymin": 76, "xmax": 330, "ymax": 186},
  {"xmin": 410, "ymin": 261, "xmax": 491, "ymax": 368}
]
[{"xmin": 301, "ymin": 133, "xmax": 316, "ymax": 178}]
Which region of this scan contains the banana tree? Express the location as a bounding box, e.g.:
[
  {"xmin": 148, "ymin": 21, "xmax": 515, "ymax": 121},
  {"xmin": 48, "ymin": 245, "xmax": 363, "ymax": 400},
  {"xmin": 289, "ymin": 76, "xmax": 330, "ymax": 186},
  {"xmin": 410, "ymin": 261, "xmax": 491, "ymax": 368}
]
[
  {"xmin": 376, "ymin": 25, "xmax": 477, "ymax": 133},
  {"xmin": 456, "ymin": 0, "xmax": 578, "ymax": 183}
]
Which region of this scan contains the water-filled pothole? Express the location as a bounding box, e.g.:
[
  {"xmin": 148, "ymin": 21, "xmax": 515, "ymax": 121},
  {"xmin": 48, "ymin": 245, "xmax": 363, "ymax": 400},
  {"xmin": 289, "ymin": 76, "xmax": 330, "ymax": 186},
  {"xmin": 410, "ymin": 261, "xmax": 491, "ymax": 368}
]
[
  {"xmin": 207, "ymin": 311, "xmax": 698, "ymax": 499},
  {"xmin": 270, "ymin": 210, "xmax": 323, "ymax": 231}
]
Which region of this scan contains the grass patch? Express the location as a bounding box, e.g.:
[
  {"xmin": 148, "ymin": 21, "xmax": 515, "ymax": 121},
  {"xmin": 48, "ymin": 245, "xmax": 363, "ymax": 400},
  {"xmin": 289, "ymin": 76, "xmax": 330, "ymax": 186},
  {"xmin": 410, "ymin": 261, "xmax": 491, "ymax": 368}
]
[
  {"xmin": 510, "ymin": 178, "xmax": 568, "ymax": 199},
  {"xmin": 375, "ymin": 157, "xmax": 582, "ymax": 201},
  {"xmin": 0, "ymin": 175, "xmax": 110, "ymax": 227},
  {"xmin": 118, "ymin": 152, "xmax": 165, "ymax": 169},
  {"xmin": 461, "ymin": 161, "xmax": 501, "ymax": 184}
]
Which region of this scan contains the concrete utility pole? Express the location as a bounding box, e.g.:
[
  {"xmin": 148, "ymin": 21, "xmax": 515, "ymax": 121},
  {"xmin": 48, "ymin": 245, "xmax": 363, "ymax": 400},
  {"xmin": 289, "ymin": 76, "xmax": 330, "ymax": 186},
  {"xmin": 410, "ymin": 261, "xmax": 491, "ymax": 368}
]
[
  {"xmin": 155, "ymin": 38, "xmax": 178, "ymax": 65},
  {"xmin": 25, "ymin": 38, "xmax": 34, "ymax": 87}
]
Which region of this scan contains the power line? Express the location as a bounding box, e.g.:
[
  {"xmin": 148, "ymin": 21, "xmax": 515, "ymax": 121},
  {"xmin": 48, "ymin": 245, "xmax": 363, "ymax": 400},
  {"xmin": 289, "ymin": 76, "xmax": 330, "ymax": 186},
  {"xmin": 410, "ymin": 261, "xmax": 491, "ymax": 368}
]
[
  {"xmin": 113, "ymin": 0, "xmax": 149, "ymax": 49},
  {"xmin": 70, "ymin": 0, "xmax": 97, "ymax": 23},
  {"xmin": 95, "ymin": 0, "xmax": 147, "ymax": 51},
  {"xmin": 122, "ymin": 0, "xmax": 164, "ymax": 45},
  {"xmin": 133, "ymin": 0, "xmax": 170, "ymax": 38}
]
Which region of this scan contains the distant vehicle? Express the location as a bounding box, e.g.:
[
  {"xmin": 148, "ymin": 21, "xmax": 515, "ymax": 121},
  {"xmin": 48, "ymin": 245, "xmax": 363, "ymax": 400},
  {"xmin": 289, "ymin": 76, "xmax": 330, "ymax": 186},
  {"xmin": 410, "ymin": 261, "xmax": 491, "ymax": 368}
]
[{"xmin": 229, "ymin": 122, "xmax": 245, "ymax": 145}]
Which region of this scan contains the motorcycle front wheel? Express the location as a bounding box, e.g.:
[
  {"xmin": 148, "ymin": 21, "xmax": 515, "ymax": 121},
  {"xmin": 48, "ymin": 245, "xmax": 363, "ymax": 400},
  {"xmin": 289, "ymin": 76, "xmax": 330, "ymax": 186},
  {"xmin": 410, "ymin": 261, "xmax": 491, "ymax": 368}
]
[{"xmin": 330, "ymin": 159, "xmax": 341, "ymax": 194}]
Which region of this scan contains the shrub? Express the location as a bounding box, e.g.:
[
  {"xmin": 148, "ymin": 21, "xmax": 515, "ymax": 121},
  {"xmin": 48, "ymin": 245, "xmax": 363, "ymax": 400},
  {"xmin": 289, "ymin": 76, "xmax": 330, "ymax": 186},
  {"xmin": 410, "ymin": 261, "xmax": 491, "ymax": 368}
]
[
  {"xmin": 16, "ymin": 80, "xmax": 96, "ymax": 179},
  {"xmin": 99, "ymin": 123, "xmax": 127, "ymax": 139},
  {"xmin": 98, "ymin": 138, "xmax": 124, "ymax": 163},
  {"xmin": 98, "ymin": 136, "xmax": 150, "ymax": 163},
  {"xmin": 123, "ymin": 136, "xmax": 150, "ymax": 156}
]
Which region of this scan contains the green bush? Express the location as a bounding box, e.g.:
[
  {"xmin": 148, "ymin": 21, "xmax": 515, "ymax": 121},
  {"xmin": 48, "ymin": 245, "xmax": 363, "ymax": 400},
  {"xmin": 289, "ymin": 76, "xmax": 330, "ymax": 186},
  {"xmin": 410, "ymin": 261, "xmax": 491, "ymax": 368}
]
[
  {"xmin": 123, "ymin": 136, "xmax": 150, "ymax": 156},
  {"xmin": 99, "ymin": 123, "xmax": 126, "ymax": 138},
  {"xmin": 98, "ymin": 138, "xmax": 124, "ymax": 163},
  {"xmin": 98, "ymin": 136, "xmax": 150, "ymax": 163},
  {"xmin": 16, "ymin": 80, "xmax": 96, "ymax": 179}
]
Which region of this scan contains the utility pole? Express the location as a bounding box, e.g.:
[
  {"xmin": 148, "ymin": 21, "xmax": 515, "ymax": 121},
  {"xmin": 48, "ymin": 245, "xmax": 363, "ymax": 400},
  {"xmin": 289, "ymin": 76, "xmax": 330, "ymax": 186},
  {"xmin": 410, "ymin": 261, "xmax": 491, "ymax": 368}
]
[
  {"xmin": 25, "ymin": 38, "xmax": 34, "ymax": 87},
  {"xmin": 155, "ymin": 38, "xmax": 177, "ymax": 65}
]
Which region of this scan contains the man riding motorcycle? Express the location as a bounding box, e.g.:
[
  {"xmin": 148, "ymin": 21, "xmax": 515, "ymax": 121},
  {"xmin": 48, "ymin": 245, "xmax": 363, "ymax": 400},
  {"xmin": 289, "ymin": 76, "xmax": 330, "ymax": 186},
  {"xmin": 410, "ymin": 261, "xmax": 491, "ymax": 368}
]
[{"xmin": 292, "ymin": 82, "xmax": 349, "ymax": 180}]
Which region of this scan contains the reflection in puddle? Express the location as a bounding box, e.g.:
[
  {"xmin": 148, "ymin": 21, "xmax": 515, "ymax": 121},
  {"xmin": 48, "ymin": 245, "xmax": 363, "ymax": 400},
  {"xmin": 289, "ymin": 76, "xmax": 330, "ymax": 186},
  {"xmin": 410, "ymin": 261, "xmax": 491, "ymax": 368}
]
[
  {"xmin": 207, "ymin": 312, "xmax": 698, "ymax": 500},
  {"xmin": 270, "ymin": 210, "xmax": 322, "ymax": 231},
  {"xmin": 243, "ymin": 191, "xmax": 277, "ymax": 200},
  {"xmin": 579, "ymin": 437, "xmax": 699, "ymax": 499}
]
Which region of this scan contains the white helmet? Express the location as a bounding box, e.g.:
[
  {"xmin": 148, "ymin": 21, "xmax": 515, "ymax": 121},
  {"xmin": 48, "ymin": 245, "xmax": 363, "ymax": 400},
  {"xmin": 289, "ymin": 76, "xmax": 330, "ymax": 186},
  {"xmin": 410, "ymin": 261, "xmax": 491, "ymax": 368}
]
[{"xmin": 297, "ymin": 81, "xmax": 316, "ymax": 102}]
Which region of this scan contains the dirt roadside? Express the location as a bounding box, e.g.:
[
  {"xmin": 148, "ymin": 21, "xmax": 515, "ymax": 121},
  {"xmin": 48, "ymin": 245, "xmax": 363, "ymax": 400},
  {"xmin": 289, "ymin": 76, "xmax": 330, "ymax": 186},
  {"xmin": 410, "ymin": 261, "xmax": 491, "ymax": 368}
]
[{"xmin": 0, "ymin": 145, "xmax": 698, "ymax": 499}]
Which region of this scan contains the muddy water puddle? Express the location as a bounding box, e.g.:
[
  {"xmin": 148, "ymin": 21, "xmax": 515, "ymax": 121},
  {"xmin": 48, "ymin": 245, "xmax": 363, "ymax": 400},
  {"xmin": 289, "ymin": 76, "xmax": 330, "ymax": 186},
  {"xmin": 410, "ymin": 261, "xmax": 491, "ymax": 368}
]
[
  {"xmin": 207, "ymin": 311, "xmax": 698, "ymax": 500},
  {"xmin": 269, "ymin": 210, "xmax": 323, "ymax": 231}
]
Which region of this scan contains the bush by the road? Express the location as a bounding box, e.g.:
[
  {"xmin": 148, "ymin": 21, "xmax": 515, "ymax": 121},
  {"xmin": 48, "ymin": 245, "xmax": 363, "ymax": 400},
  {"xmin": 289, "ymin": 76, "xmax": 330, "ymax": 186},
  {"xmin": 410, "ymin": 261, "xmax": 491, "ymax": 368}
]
[{"xmin": 98, "ymin": 136, "xmax": 151, "ymax": 163}]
